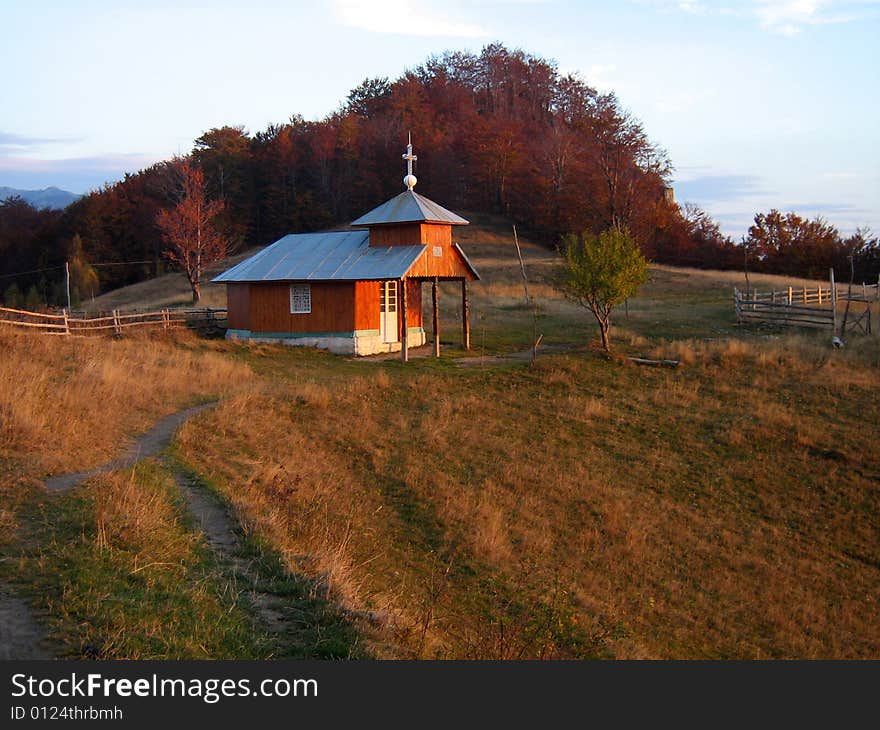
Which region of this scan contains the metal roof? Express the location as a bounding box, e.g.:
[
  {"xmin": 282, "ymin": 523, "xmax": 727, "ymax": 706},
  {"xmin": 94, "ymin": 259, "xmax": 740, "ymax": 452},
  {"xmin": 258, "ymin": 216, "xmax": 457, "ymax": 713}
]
[
  {"xmin": 350, "ymin": 190, "xmax": 469, "ymax": 227},
  {"xmin": 212, "ymin": 230, "xmax": 426, "ymax": 283},
  {"xmin": 453, "ymin": 243, "xmax": 480, "ymax": 280}
]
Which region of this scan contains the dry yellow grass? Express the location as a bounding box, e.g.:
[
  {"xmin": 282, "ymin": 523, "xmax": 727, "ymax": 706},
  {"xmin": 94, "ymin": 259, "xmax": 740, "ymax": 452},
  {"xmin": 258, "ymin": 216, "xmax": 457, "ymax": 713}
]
[
  {"xmin": 2, "ymin": 217, "xmax": 878, "ymax": 660},
  {"xmin": 0, "ymin": 329, "xmax": 252, "ymax": 475},
  {"xmin": 173, "ymin": 333, "xmax": 879, "ymax": 659}
]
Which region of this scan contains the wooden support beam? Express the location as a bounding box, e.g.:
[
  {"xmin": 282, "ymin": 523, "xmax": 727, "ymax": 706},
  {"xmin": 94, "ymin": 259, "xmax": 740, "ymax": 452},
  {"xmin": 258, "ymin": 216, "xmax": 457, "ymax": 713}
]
[
  {"xmin": 432, "ymin": 277, "xmax": 440, "ymax": 357},
  {"xmin": 461, "ymin": 279, "xmax": 470, "ymax": 351},
  {"xmin": 400, "ymin": 278, "xmax": 409, "ymax": 363}
]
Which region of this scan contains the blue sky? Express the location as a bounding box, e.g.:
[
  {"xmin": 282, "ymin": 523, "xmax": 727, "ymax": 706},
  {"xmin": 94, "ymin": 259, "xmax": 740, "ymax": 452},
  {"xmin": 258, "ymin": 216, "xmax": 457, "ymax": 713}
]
[{"xmin": 1, "ymin": 0, "xmax": 877, "ymax": 238}]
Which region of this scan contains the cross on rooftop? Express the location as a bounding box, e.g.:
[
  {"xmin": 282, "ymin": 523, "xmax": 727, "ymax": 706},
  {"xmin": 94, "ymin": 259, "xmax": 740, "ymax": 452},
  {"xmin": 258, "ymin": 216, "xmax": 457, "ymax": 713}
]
[{"xmin": 402, "ymin": 132, "xmax": 417, "ymax": 190}]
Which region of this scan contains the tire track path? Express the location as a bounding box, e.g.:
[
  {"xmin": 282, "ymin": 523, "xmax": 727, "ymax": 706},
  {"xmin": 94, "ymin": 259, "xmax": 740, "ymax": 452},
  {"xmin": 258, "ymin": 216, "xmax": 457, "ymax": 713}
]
[
  {"xmin": 44, "ymin": 402, "xmax": 217, "ymax": 493},
  {"xmin": 1, "ymin": 402, "xmax": 219, "ymax": 659}
]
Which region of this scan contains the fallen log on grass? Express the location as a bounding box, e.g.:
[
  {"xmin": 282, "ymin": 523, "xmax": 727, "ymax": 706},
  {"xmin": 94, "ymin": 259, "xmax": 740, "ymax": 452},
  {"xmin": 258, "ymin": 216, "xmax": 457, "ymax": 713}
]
[{"xmin": 628, "ymin": 357, "xmax": 681, "ymax": 368}]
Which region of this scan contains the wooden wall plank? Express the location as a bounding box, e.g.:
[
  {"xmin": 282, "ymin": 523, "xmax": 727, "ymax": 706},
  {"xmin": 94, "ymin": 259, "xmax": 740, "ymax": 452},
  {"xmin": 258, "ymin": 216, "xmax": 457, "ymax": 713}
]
[
  {"xmin": 406, "ymin": 279, "xmax": 423, "ymax": 329},
  {"xmin": 368, "ymin": 223, "xmax": 422, "ymax": 247},
  {"xmin": 405, "ymin": 247, "xmax": 477, "ymax": 280},
  {"xmin": 247, "ymin": 282, "xmax": 356, "ymax": 333},
  {"xmin": 226, "ymin": 283, "xmax": 250, "ymax": 329},
  {"xmin": 354, "ymin": 281, "xmax": 380, "ymax": 330}
]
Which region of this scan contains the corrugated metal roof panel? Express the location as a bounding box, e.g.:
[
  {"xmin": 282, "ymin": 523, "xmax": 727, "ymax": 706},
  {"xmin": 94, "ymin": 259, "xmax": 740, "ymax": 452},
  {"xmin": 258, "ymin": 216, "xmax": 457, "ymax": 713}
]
[
  {"xmin": 453, "ymin": 242, "xmax": 481, "ymax": 280},
  {"xmin": 212, "ymin": 230, "xmax": 427, "ymax": 282},
  {"xmin": 350, "ymin": 190, "xmax": 468, "ymax": 226}
]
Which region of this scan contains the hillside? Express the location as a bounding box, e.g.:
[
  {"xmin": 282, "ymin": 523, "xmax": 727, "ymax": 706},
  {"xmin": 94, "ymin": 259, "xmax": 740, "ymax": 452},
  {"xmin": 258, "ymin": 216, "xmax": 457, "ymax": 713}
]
[{"xmin": 1, "ymin": 223, "xmax": 878, "ymax": 660}]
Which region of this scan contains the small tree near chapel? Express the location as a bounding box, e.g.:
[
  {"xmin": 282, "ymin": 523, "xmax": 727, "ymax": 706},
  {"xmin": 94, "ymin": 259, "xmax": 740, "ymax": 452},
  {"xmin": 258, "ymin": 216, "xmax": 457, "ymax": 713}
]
[
  {"xmin": 155, "ymin": 159, "xmax": 227, "ymax": 304},
  {"xmin": 553, "ymin": 227, "xmax": 648, "ymax": 352}
]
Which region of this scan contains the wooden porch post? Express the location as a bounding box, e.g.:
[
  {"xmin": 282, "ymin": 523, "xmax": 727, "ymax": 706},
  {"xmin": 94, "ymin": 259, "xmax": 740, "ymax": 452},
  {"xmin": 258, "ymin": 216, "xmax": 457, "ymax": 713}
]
[
  {"xmin": 461, "ymin": 279, "xmax": 470, "ymax": 351},
  {"xmin": 432, "ymin": 277, "xmax": 440, "ymax": 357},
  {"xmin": 400, "ymin": 278, "xmax": 409, "ymax": 363}
]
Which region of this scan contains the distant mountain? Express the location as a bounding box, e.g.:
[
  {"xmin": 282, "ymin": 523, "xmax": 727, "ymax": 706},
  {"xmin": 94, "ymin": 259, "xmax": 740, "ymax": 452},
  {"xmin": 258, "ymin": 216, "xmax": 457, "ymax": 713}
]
[{"xmin": 0, "ymin": 186, "xmax": 81, "ymax": 210}]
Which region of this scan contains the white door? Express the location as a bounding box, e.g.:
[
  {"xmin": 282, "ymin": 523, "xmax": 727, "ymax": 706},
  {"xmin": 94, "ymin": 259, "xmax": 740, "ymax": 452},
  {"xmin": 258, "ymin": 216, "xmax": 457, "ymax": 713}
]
[{"xmin": 379, "ymin": 281, "xmax": 398, "ymax": 343}]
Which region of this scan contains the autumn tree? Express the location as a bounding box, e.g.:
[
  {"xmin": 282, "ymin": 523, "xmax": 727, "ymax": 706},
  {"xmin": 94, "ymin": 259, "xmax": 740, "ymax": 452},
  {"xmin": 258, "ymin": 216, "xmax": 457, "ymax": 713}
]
[
  {"xmin": 155, "ymin": 159, "xmax": 227, "ymax": 304},
  {"xmin": 847, "ymin": 227, "xmax": 880, "ymax": 282},
  {"xmin": 65, "ymin": 233, "xmax": 100, "ymax": 305},
  {"xmin": 554, "ymin": 227, "xmax": 648, "ymax": 352},
  {"xmin": 746, "ymin": 210, "xmax": 841, "ymax": 278}
]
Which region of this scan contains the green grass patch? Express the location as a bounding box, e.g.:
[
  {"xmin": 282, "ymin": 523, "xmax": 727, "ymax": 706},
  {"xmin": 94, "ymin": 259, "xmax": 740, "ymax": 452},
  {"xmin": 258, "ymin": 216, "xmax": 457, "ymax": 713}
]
[{"xmin": 3, "ymin": 461, "xmax": 271, "ymax": 659}]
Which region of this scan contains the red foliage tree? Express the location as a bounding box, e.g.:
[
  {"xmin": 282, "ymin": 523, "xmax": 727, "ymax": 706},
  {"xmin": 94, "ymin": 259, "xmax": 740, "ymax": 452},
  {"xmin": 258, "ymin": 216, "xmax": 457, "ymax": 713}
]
[{"xmin": 155, "ymin": 160, "xmax": 227, "ymax": 304}]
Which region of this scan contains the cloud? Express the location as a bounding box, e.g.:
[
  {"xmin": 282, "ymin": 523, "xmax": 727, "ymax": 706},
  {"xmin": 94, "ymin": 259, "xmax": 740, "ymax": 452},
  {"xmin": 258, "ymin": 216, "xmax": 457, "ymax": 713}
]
[
  {"xmin": 673, "ymin": 173, "xmax": 773, "ymax": 201},
  {"xmin": 0, "ymin": 131, "xmax": 79, "ymax": 153},
  {"xmin": 581, "ymin": 64, "xmax": 617, "ymax": 91},
  {"xmin": 0, "ymin": 153, "xmax": 163, "ymax": 173},
  {"xmin": 777, "ymin": 201, "xmax": 869, "ymax": 215},
  {"xmin": 636, "ymin": 0, "xmax": 880, "ymax": 34},
  {"xmin": 329, "ymin": 0, "xmax": 488, "ymax": 37}
]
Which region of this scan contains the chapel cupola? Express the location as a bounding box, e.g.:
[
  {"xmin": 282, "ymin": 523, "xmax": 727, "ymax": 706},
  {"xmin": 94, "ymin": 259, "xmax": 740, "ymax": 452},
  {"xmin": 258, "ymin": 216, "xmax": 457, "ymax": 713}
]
[{"xmin": 351, "ymin": 135, "xmax": 468, "ymax": 249}]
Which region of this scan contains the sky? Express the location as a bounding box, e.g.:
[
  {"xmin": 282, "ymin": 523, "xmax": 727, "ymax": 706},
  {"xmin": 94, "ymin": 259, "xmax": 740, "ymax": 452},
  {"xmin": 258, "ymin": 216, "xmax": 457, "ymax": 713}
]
[{"xmin": 1, "ymin": 0, "xmax": 877, "ymax": 239}]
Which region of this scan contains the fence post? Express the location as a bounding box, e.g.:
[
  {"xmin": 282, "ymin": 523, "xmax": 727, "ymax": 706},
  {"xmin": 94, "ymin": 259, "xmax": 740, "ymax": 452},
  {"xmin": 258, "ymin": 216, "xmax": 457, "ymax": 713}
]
[
  {"xmin": 803, "ymin": 286, "xmax": 807, "ymax": 304},
  {"xmin": 113, "ymin": 309, "xmax": 120, "ymax": 336},
  {"xmin": 62, "ymin": 310, "xmax": 70, "ymax": 335},
  {"xmin": 788, "ymin": 286, "xmax": 793, "ymax": 305},
  {"xmin": 830, "ymin": 269, "xmax": 838, "ymax": 334},
  {"xmin": 817, "ymin": 287, "xmax": 822, "ymax": 305}
]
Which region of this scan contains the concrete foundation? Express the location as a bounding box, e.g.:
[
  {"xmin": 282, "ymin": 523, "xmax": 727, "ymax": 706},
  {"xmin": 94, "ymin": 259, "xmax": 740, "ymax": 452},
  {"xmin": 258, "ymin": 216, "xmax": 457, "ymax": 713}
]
[{"xmin": 226, "ymin": 328, "xmax": 426, "ymax": 356}]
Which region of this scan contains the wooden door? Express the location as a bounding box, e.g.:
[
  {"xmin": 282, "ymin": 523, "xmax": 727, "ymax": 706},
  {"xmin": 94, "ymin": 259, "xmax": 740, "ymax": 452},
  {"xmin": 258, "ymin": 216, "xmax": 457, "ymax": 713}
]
[{"xmin": 379, "ymin": 280, "xmax": 398, "ymax": 343}]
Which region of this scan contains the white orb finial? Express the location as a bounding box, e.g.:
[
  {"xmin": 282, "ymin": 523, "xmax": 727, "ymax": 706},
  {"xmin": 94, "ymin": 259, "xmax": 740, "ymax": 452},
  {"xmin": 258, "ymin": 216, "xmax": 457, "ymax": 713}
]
[{"xmin": 404, "ymin": 173, "xmax": 417, "ymax": 190}]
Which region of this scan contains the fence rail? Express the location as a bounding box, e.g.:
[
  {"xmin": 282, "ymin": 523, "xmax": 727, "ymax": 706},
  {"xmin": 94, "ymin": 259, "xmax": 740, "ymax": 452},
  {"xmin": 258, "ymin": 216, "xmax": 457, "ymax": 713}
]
[
  {"xmin": 0, "ymin": 306, "xmax": 227, "ymax": 336},
  {"xmin": 746, "ymin": 282, "xmax": 879, "ymax": 305}
]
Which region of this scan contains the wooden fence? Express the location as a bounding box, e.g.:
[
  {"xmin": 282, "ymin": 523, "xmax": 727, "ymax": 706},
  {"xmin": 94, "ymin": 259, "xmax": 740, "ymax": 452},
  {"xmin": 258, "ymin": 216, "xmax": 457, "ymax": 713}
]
[
  {"xmin": 734, "ymin": 288, "xmax": 837, "ymax": 329},
  {"xmin": 0, "ymin": 306, "xmax": 227, "ymax": 336},
  {"xmin": 735, "ymin": 283, "xmax": 874, "ymax": 334}
]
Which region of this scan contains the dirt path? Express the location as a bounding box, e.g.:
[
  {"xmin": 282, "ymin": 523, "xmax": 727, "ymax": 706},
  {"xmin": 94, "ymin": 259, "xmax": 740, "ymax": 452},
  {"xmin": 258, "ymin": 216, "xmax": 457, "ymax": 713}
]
[
  {"xmin": 4, "ymin": 401, "xmax": 218, "ymax": 659},
  {"xmin": 44, "ymin": 402, "xmax": 217, "ymax": 493},
  {"xmin": 0, "ymin": 590, "xmax": 50, "ymax": 660},
  {"xmin": 170, "ymin": 468, "xmax": 289, "ymax": 633},
  {"xmin": 456, "ymin": 342, "xmax": 584, "ymax": 367},
  {"xmin": 36, "ymin": 398, "xmax": 302, "ymax": 641}
]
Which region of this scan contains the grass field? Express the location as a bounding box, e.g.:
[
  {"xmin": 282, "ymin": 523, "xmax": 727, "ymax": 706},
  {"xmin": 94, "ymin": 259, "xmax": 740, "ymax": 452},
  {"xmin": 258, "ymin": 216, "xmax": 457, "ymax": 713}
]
[{"xmin": 2, "ymin": 218, "xmax": 878, "ymax": 659}]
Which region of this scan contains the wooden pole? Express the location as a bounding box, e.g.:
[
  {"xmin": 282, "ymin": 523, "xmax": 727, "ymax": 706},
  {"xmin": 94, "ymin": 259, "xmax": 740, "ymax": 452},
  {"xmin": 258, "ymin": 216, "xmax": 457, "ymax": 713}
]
[
  {"xmin": 512, "ymin": 225, "xmax": 530, "ymax": 305},
  {"xmin": 461, "ymin": 280, "xmax": 470, "ymax": 351},
  {"xmin": 400, "ymin": 278, "xmax": 408, "ymax": 363},
  {"xmin": 432, "ymin": 277, "xmax": 440, "ymax": 358},
  {"xmin": 513, "ymin": 224, "xmax": 540, "ymax": 361},
  {"xmin": 65, "ymin": 261, "xmax": 71, "ymax": 313},
  {"xmin": 62, "ymin": 309, "xmax": 69, "ymax": 335},
  {"xmin": 830, "ymin": 268, "xmax": 838, "ymax": 334}
]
